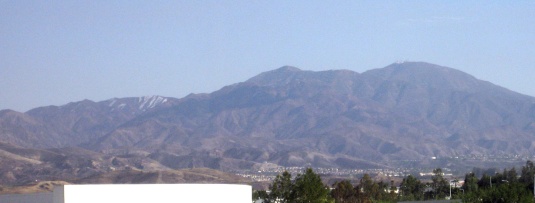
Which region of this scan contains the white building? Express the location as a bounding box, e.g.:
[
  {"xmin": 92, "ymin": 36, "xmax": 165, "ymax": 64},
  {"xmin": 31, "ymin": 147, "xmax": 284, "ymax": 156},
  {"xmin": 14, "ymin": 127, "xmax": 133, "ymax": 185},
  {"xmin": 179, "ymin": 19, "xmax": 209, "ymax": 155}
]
[{"xmin": 0, "ymin": 184, "xmax": 252, "ymax": 203}]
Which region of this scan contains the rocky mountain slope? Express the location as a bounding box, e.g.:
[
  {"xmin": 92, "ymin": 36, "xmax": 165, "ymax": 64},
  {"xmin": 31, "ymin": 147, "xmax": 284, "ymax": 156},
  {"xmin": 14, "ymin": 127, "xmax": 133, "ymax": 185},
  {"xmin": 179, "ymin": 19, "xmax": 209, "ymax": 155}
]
[
  {"xmin": 0, "ymin": 96, "xmax": 178, "ymax": 148},
  {"xmin": 1, "ymin": 62, "xmax": 535, "ymax": 185}
]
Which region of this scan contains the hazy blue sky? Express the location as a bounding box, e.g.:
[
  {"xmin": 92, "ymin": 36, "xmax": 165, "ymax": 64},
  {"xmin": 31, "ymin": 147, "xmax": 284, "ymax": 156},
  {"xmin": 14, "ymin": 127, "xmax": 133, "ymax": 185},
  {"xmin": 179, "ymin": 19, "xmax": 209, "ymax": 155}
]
[{"xmin": 1, "ymin": 1, "xmax": 534, "ymax": 112}]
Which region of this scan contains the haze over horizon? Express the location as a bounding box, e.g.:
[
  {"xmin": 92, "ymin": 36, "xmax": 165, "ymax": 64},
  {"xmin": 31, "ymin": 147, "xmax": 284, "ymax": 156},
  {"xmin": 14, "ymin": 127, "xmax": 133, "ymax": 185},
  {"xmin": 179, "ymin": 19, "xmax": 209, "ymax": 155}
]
[{"xmin": 1, "ymin": 1, "xmax": 534, "ymax": 112}]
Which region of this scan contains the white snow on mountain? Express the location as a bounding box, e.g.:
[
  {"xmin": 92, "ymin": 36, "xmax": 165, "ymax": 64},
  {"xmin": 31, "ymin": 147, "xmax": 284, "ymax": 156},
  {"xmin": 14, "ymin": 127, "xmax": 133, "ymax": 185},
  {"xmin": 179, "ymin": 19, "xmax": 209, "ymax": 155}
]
[
  {"xmin": 138, "ymin": 96, "xmax": 168, "ymax": 110},
  {"xmin": 106, "ymin": 96, "xmax": 168, "ymax": 112},
  {"xmin": 108, "ymin": 99, "xmax": 117, "ymax": 107}
]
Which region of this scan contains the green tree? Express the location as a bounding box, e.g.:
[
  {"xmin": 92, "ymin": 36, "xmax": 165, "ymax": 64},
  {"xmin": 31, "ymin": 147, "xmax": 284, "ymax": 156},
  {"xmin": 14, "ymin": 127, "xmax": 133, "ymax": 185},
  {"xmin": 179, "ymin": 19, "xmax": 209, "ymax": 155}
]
[
  {"xmin": 478, "ymin": 174, "xmax": 492, "ymax": 189},
  {"xmin": 269, "ymin": 171, "xmax": 294, "ymax": 203},
  {"xmin": 520, "ymin": 161, "xmax": 535, "ymax": 188},
  {"xmin": 462, "ymin": 172, "xmax": 479, "ymax": 192},
  {"xmin": 461, "ymin": 164, "xmax": 535, "ymax": 203},
  {"xmin": 492, "ymin": 172, "xmax": 505, "ymax": 187},
  {"xmin": 253, "ymin": 190, "xmax": 269, "ymax": 202},
  {"xmin": 400, "ymin": 175, "xmax": 424, "ymax": 201},
  {"xmin": 375, "ymin": 181, "xmax": 389, "ymax": 201},
  {"xmin": 331, "ymin": 180, "xmax": 358, "ymax": 203},
  {"xmin": 359, "ymin": 174, "xmax": 375, "ymax": 200},
  {"xmin": 357, "ymin": 174, "xmax": 393, "ymax": 202},
  {"xmin": 506, "ymin": 167, "xmax": 518, "ymax": 183},
  {"xmin": 431, "ymin": 168, "xmax": 449, "ymax": 199},
  {"xmin": 388, "ymin": 180, "xmax": 398, "ymax": 201},
  {"xmin": 292, "ymin": 168, "xmax": 332, "ymax": 203}
]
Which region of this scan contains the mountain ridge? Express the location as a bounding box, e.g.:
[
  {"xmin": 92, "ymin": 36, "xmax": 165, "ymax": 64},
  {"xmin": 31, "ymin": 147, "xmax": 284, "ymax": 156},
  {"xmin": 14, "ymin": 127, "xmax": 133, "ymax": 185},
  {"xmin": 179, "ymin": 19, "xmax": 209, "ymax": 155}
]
[{"xmin": 1, "ymin": 62, "xmax": 535, "ymax": 186}]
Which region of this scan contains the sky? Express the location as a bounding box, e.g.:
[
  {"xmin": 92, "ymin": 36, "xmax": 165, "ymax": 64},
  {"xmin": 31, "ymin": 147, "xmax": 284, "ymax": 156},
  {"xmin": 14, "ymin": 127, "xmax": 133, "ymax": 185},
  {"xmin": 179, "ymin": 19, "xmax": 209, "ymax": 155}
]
[{"xmin": 1, "ymin": 1, "xmax": 534, "ymax": 112}]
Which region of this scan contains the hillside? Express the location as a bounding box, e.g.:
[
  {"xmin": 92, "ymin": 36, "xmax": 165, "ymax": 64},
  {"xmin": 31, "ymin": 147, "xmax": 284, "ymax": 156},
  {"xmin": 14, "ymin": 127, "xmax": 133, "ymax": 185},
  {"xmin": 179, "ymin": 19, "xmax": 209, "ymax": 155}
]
[{"xmin": 1, "ymin": 62, "xmax": 535, "ymax": 185}]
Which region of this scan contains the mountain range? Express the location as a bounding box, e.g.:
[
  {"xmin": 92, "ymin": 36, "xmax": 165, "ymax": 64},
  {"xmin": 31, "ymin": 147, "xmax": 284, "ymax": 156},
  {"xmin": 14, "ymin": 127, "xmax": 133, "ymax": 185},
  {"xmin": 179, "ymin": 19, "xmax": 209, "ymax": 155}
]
[{"xmin": 1, "ymin": 62, "xmax": 535, "ymax": 186}]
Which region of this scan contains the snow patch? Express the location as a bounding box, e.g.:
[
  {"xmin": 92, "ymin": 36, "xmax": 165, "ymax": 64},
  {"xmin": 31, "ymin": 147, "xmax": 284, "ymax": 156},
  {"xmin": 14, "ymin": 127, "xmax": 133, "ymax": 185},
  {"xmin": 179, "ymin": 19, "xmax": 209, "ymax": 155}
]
[
  {"xmin": 108, "ymin": 99, "xmax": 117, "ymax": 107},
  {"xmin": 138, "ymin": 96, "xmax": 167, "ymax": 110}
]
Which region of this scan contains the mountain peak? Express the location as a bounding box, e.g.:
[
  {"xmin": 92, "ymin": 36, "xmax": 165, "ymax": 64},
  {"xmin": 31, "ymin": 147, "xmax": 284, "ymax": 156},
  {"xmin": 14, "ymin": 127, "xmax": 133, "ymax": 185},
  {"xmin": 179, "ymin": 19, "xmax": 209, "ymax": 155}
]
[
  {"xmin": 363, "ymin": 62, "xmax": 481, "ymax": 91},
  {"xmin": 246, "ymin": 66, "xmax": 305, "ymax": 86},
  {"xmin": 275, "ymin": 66, "xmax": 301, "ymax": 72},
  {"xmin": 386, "ymin": 61, "xmax": 445, "ymax": 69},
  {"xmin": 0, "ymin": 109, "xmax": 23, "ymax": 117}
]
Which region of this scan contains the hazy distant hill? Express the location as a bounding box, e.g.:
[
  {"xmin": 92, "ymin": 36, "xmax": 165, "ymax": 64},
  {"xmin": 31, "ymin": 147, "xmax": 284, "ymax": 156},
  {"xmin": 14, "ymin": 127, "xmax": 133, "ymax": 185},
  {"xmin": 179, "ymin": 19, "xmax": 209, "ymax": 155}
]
[
  {"xmin": 1, "ymin": 62, "xmax": 535, "ymax": 185},
  {"xmin": 0, "ymin": 96, "xmax": 179, "ymax": 148}
]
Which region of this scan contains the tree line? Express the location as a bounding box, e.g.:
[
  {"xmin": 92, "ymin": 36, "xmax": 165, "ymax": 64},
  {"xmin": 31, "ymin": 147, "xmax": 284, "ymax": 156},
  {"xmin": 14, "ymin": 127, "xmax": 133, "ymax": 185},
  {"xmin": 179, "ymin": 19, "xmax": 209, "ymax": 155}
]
[{"xmin": 253, "ymin": 161, "xmax": 535, "ymax": 203}]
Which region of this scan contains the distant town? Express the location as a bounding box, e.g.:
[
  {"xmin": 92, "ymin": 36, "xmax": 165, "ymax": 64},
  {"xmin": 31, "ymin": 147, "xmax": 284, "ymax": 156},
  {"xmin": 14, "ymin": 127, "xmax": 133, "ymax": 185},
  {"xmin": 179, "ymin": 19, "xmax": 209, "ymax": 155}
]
[{"xmin": 233, "ymin": 154, "xmax": 533, "ymax": 183}]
